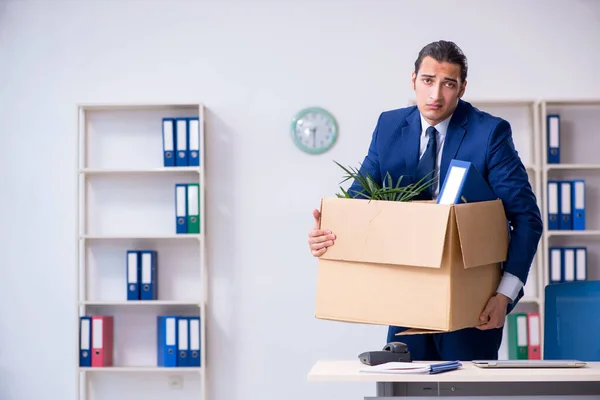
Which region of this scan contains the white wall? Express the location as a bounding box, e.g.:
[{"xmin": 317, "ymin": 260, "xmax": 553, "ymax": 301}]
[{"xmin": 0, "ymin": 1, "xmax": 599, "ymax": 400}]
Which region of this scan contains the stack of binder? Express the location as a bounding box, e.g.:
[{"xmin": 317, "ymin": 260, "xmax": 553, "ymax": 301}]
[
  {"xmin": 175, "ymin": 183, "xmax": 200, "ymax": 234},
  {"xmin": 507, "ymin": 312, "xmax": 541, "ymax": 360},
  {"xmin": 79, "ymin": 315, "xmax": 115, "ymax": 367},
  {"xmin": 162, "ymin": 117, "xmax": 201, "ymax": 167},
  {"xmin": 548, "ymin": 246, "xmax": 588, "ymax": 284},
  {"xmin": 157, "ymin": 315, "xmax": 201, "ymax": 367},
  {"xmin": 547, "ymin": 180, "xmax": 586, "ymax": 230},
  {"xmin": 127, "ymin": 250, "xmax": 158, "ymax": 300}
]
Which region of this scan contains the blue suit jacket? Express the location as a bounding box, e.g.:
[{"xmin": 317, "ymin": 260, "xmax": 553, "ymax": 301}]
[{"xmin": 347, "ymin": 99, "xmax": 543, "ymax": 310}]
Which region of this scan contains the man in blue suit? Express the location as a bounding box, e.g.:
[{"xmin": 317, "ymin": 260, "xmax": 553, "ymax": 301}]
[{"xmin": 307, "ymin": 40, "xmax": 543, "ymax": 361}]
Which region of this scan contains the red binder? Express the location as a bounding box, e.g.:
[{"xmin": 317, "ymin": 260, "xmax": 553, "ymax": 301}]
[
  {"xmin": 91, "ymin": 316, "xmax": 114, "ymax": 367},
  {"xmin": 527, "ymin": 312, "xmax": 541, "ymax": 359}
]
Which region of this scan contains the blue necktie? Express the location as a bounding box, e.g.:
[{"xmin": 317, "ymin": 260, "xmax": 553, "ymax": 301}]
[{"xmin": 415, "ymin": 126, "xmax": 437, "ymax": 200}]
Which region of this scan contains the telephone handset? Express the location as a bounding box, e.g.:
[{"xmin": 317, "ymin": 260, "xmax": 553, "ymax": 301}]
[{"xmin": 358, "ymin": 341, "xmax": 412, "ymax": 366}]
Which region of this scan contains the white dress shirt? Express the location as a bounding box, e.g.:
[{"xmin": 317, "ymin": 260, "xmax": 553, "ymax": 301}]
[{"xmin": 418, "ymin": 113, "xmax": 523, "ymax": 302}]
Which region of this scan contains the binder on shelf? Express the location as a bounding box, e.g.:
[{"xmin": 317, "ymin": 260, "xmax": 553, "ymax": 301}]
[
  {"xmin": 126, "ymin": 250, "xmax": 140, "ymax": 301},
  {"xmin": 572, "ymin": 179, "xmax": 586, "ymax": 230},
  {"xmin": 560, "ymin": 181, "xmax": 572, "ymax": 230},
  {"xmin": 189, "ymin": 316, "xmax": 201, "ymax": 366},
  {"xmin": 437, "ymin": 159, "xmax": 496, "ymax": 204},
  {"xmin": 79, "ymin": 316, "xmax": 92, "ymax": 367},
  {"xmin": 527, "ymin": 312, "xmax": 541, "ymax": 360},
  {"xmin": 563, "ymin": 248, "xmax": 575, "ymax": 282},
  {"xmin": 175, "ymin": 117, "xmax": 189, "ymax": 166},
  {"xmin": 187, "ymin": 183, "xmax": 200, "ymax": 234},
  {"xmin": 549, "ymin": 247, "xmax": 562, "ymax": 284},
  {"xmin": 140, "ymin": 250, "xmax": 158, "ymax": 300},
  {"xmin": 547, "ymin": 114, "xmax": 560, "ymax": 164},
  {"xmin": 547, "ymin": 180, "xmax": 559, "ymax": 230},
  {"xmin": 188, "ymin": 117, "xmax": 200, "ymax": 167},
  {"xmin": 162, "ymin": 118, "xmax": 176, "ymax": 167},
  {"xmin": 157, "ymin": 316, "xmax": 178, "ymax": 367},
  {"xmin": 507, "ymin": 313, "xmax": 528, "ymax": 359},
  {"xmin": 178, "ymin": 317, "xmax": 190, "ymax": 367},
  {"xmin": 575, "ymin": 247, "xmax": 588, "ymax": 281},
  {"xmin": 91, "ymin": 316, "xmax": 114, "ymax": 367},
  {"xmin": 175, "ymin": 183, "xmax": 188, "ymax": 234}
]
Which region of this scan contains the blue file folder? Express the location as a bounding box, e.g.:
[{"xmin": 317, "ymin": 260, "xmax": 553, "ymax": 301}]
[
  {"xmin": 175, "ymin": 184, "xmax": 188, "ymax": 234},
  {"xmin": 188, "ymin": 117, "xmax": 200, "ymax": 167},
  {"xmin": 140, "ymin": 250, "xmax": 158, "ymax": 300},
  {"xmin": 437, "ymin": 159, "xmax": 496, "ymax": 204},
  {"xmin": 572, "ymin": 179, "xmax": 586, "ymax": 230},
  {"xmin": 162, "ymin": 118, "xmax": 176, "ymax": 167},
  {"xmin": 575, "ymin": 247, "xmax": 588, "ymax": 281},
  {"xmin": 126, "ymin": 250, "xmax": 140, "ymax": 301},
  {"xmin": 547, "ymin": 114, "xmax": 560, "ymax": 163},
  {"xmin": 547, "ymin": 181, "xmax": 559, "ymax": 230},
  {"xmin": 188, "ymin": 316, "xmax": 201, "ymax": 366},
  {"xmin": 549, "ymin": 247, "xmax": 562, "ymax": 284},
  {"xmin": 175, "ymin": 118, "xmax": 189, "ymax": 166},
  {"xmin": 157, "ymin": 316, "xmax": 178, "ymax": 367},
  {"xmin": 178, "ymin": 317, "xmax": 190, "ymax": 367},
  {"xmin": 79, "ymin": 316, "xmax": 92, "ymax": 367},
  {"xmin": 559, "ymin": 181, "xmax": 572, "ymax": 230},
  {"xmin": 562, "ymin": 247, "xmax": 576, "ymax": 282}
]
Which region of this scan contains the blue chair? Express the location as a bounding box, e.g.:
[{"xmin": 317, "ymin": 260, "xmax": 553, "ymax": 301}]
[{"xmin": 544, "ymin": 281, "xmax": 600, "ymax": 361}]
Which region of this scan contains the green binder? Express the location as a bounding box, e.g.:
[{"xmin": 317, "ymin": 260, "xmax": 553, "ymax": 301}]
[
  {"xmin": 507, "ymin": 313, "xmax": 528, "ymax": 359},
  {"xmin": 187, "ymin": 183, "xmax": 200, "ymax": 234}
]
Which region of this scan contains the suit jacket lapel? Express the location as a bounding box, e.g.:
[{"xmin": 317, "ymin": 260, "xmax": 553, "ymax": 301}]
[
  {"xmin": 440, "ymin": 100, "xmax": 469, "ymax": 188},
  {"xmin": 400, "ymin": 108, "xmax": 421, "ymax": 181}
]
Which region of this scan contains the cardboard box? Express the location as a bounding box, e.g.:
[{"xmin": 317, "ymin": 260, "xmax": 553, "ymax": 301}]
[{"xmin": 314, "ymin": 197, "xmax": 509, "ymax": 335}]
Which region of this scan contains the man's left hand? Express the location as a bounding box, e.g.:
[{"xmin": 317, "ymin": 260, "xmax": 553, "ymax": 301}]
[{"xmin": 477, "ymin": 293, "xmax": 511, "ymax": 330}]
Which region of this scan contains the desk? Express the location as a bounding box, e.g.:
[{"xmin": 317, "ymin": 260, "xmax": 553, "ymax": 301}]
[{"xmin": 308, "ymin": 360, "xmax": 600, "ymax": 398}]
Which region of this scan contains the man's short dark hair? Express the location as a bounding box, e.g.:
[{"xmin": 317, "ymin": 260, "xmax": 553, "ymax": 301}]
[{"xmin": 414, "ymin": 40, "xmax": 468, "ymax": 83}]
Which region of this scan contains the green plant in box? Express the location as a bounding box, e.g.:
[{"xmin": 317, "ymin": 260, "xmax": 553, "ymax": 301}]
[{"xmin": 334, "ymin": 160, "xmax": 436, "ymax": 201}]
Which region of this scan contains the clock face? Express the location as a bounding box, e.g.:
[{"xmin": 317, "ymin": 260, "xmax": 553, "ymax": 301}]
[{"xmin": 290, "ymin": 107, "xmax": 338, "ymax": 154}]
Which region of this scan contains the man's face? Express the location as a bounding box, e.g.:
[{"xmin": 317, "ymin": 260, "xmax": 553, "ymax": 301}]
[{"xmin": 411, "ymin": 56, "xmax": 466, "ymax": 126}]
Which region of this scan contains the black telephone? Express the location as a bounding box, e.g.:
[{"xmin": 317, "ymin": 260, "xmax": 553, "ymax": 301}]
[{"xmin": 358, "ymin": 341, "xmax": 412, "ymax": 366}]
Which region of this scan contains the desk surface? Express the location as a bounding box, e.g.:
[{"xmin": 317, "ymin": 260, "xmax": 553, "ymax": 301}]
[{"xmin": 308, "ymin": 360, "xmax": 600, "ymax": 382}]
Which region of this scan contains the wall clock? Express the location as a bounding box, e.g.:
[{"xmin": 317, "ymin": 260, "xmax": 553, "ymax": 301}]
[{"xmin": 290, "ymin": 107, "xmax": 338, "ymax": 154}]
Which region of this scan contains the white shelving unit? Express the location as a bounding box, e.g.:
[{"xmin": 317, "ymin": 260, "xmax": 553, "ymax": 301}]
[
  {"xmin": 539, "ymin": 99, "xmax": 600, "ymax": 351},
  {"xmin": 76, "ymin": 103, "xmax": 207, "ymax": 400},
  {"xmin": 418, "ymin": 98, "xmax": 600, "ymax": 359}
]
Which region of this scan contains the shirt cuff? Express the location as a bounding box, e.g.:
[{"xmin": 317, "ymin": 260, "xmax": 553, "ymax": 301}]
[{"xmin": 496, "ymin": 272, "xmax": 524, "ymax": 302}]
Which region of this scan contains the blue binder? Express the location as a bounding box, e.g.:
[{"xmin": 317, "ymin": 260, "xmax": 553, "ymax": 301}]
[
  {"xmin": 175, "ymin": 184, "xmax": 188, "ymax": 234},
  {"xmin": 437, "ymin": 159, "xmax": 496, "ymax": 204},
  {"xmin": 188, "ymin": 316, "xmax": 201, "ymax": 366},
  {"xmin": 188, "ymin": 117, "xmax": 200, "ymax": 167},
  {"xmin": 547, "ymin": 180, "xmax": 560, "ymax": 230},
  {"xmin": 79, "ymin": 316, "xmax": 92, "ymax": 367},
  {"xmin": 162, "ymin": 118, "xmax": 176, "ymax": 167},
  {"xmin": 562, "ymin": 247, "xmax": 575, "ymax": 282},
  {"xmin": 559, "ymin": 181, "xmax": 572, "ymax": 230},
  {"xmin": 140, "ymin": 250, "xmax": 158, "ymax": 300},
  {"xmin": 157, "ymin": 316, "xmax": 178, "ymax": 367},
  {"xmin": 547, "ymin": 114, "xmax": 560, "ymax": 163},
  {"xmin": 572, "ymin": 179, "xmax": 586, "ymax": 230},
  {"xmin": 549, "ymin": 247, "xmax": 562, "ymax": 284},
  {"xmin": 177, "ymin": 317, "xmax": 190, "ymax": 367},
  {"xmin": 575, "ymin": 247, "xmax": 588, "ymax": 281},
  {"xmin": 175, "ymin": 118, "xmax": 189, "ymax": 166},
  {"xmin": 126, "ymin": 250, "xmax": 140, "ymax": 300}
]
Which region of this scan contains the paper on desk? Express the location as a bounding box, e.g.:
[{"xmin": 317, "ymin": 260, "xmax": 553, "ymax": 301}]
[{"xmin": 359, "ymin": 361, "xmax": 462, "ymax": 374}]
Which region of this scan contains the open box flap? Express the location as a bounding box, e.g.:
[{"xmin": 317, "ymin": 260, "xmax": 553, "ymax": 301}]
[
  {"xmin": 454, "ymin": 199, "xmax": 509, "ymax": 269},
  {"xmin": 318, "ymin": 197, "xmax": 452, "ymax": 268}
]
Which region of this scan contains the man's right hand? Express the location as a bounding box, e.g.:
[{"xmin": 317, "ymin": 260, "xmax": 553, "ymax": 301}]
[{"xmin": 308, "ymin": 208, "xmax": 336, "ymax": 257}]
